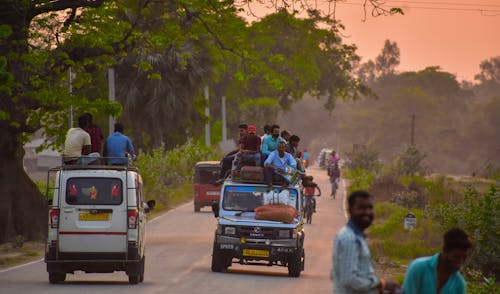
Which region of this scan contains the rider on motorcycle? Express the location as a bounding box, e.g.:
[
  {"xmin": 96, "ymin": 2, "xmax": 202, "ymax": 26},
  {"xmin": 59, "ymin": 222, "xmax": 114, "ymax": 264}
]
[{"xmin": 302, "ymin": 176, "xmax": 321, "ymax": 213}]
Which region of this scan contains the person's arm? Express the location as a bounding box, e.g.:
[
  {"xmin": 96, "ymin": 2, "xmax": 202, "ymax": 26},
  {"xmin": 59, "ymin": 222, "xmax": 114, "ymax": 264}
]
[
  {"xmin": 126, "ymin": 137, "xmax": 135, "ymax": 155},
  {"xmin": 335, "ymin": 235, "xmax": 380, "ymax": 292},
  {"xmin": 316, "ymin": 185, "xmax": 321, "ymax": 197},
  {"xmin": 286, "ymin": 153, "xmax": 297, "ymax": 169},
  {"xmin": 82, "ymin": 133, "xmax": 91, "ymax": 155},
  {"xmin": 261, "ymin": 137, "xmax": 270, "ymax": 155},
  {"xmin": 264, "ymin": 151, "xmax": 274, "ymax": 168}
]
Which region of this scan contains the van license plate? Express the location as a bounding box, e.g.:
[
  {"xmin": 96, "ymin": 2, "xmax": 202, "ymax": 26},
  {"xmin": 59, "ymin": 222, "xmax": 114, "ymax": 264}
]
[
  {"xmin": 79, "ymin": 213, "xmax": 110, "ymax": 221},
  {"xmin": 243, "ymin": 249, "xmax": 269, "ymax": 257}
]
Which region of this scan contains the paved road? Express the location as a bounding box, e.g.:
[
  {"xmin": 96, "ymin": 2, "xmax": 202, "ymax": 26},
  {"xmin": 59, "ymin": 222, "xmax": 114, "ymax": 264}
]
[{"xmin": 0, "ymin": 167, "xmax": 346, "ymax": 294}]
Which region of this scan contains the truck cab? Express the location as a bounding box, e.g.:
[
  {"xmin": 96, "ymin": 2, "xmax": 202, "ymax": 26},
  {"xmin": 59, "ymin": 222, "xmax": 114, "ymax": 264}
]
[
  {"xmin": 211, "ymin": 177, "xmax": 305, "ymax": 277},
  {"xmin": 44, "ymin": 162, "xmax": 155, "ymax": 284}
]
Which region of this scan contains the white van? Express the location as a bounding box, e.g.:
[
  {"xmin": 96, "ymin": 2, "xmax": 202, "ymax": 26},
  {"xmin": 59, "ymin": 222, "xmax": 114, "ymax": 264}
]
[{"xmin": 44, "ymin": 163, "xmax": 155, "ymax": 284}]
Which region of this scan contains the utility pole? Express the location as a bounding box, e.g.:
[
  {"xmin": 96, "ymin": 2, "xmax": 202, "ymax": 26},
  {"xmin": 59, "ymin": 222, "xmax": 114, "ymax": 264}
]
[
  {"xmin": 204, "ymin": 86, "xmax": 210, "ymax": 146},
  {"xmin": 222, "ymin": 96, "xmax": 227, "ymax": 141},
  {"xmin": 68, "ymin": 67, "xmax": 73, "ymax": 128},
  {"xmin": 410, "ymin": 114, "xmax": 416, "ymax": 146},
  {"xmin": 108, "ymin": 68, "xmax": 115, "ymax": 136}
]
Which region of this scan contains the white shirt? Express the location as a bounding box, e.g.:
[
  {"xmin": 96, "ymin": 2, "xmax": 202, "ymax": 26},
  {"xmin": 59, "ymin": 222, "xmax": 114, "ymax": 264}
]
[{"xmin": 63, "ymin": 127, "xmax": 91, "ymax": 159}]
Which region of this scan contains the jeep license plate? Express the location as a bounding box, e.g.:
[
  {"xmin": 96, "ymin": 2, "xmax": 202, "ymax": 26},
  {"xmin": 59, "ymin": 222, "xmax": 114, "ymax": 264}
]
[
  {"xmin": 243, "ymin": 249, "xmax": 269, "ymax": 257},
  {"xmin": 79, "ymin": 213, "xmax": 110, "ymax": 221},
  {"xmin": 206, "ymin": 191, "xmax": 220, "ymax": 196}
]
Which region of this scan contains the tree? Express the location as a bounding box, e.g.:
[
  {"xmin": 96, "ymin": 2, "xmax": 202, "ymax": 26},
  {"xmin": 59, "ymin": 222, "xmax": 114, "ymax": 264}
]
[
  {"xmin": 393, "ymin": 144, "xmax": 427, "ymax": 176},
  {"xmin": 0, "ymin": 0, "xmax": 142, "ymax": 242},
  {"xmin": 375, "ymin": 39, "xmax": 400, "ymax": 76}
]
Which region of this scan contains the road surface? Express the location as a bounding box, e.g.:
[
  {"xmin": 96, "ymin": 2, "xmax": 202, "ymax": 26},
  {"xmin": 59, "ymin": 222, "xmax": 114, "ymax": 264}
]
[{"xmin": 0, "ymin": 167, "xmax": 347, "ymax": 294}]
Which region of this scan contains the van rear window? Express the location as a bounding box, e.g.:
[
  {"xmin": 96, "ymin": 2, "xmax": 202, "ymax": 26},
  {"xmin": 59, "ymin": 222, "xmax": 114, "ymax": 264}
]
[{"xmin": 66, "ymin": 178, "xmax": 123, "ymax": 205}]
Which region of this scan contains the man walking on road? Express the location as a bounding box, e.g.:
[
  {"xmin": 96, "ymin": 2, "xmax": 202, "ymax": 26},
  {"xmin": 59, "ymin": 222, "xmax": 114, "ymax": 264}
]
[
  {"xmin": 402, "ymin": 227, "xmax": 472, "ymax": 294},
  {"xmin": 331, "ymin": 190, "xmax": 400, "ymax": 294}
]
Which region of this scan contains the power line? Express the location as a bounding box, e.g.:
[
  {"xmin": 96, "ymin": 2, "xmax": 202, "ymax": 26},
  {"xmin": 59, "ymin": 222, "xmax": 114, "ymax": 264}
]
[
  {"xmin": 329, "ymin": 1, "xmax": 500, "ymax": 13},
  {"xmin": 387, "ymin": 0, "xmax": 500, "ymax": 8}
]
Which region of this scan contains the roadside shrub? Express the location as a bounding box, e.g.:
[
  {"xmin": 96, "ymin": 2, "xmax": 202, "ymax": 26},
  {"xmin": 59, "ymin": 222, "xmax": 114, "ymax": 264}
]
[
  {"xmin": 135, "ymin": 141, "xmax": 220, "ymax": 206},
  {"xmin": 431, "ymin": 183, "xmax": 500, "ymax": 279},
  {"xmin": 344, "ymin": 145, "xmax": 382, "ymax": 173},
  {"xmin": 393, "ymin": 145, "xmax": 428, "ymax": 177},
  {"xmin": 369, "ymin": 202, "xmax": 441, "ymax": 262},
  {"xmin": 343, "ymin": 168, "xmax": 376, "ymax": 194},
  {"xmin": 368, "ymin": 173, "xmax": 407, "ymax": 203}
]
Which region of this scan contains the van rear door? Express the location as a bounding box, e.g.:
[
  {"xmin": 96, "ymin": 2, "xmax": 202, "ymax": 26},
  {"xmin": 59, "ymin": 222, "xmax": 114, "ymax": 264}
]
[{"xmin": 58, "ymin": 175, "xmax": 128, "ymax": 253}]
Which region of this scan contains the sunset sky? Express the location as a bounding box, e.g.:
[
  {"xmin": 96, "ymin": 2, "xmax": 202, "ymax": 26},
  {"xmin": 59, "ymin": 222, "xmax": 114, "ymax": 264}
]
[
  {"xmin": 250, "ymin": 0, "xmax": 500, "ymax": 82},
  {"xmin": 335, "ymin": 0, "xmax": 500, "ymax": 82}
]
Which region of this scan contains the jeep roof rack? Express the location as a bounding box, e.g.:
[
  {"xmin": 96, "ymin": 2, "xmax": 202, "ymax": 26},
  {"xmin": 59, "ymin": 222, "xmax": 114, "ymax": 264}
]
[{"xmin": 52, "ymin": 156, "xmax": 139, "ymax": 172}]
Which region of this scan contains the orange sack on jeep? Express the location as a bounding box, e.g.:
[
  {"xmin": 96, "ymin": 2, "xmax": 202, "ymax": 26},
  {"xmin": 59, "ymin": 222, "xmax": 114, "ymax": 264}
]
[{"xmin": 254, "ymin": 205, "xmax": 298, "ymax": 224}]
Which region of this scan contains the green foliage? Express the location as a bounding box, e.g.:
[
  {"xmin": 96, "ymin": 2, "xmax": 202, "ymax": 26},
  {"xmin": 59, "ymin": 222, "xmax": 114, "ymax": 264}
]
[
  {"xmin": 369, "ymin": 202, "xmax": 441, "ymax": 262},
  {"xmin": 345, "ymin": 145, "xmax": 382, "ymax": 173},
  {"xmin": 343, "ymin": 168, "xmax": 376, "ymax": 194},
  {"xmin": 393, "ymin": 145, "xmax": 427, "ymax": 177},
  {"xmin": 431, "ymin": 183, "xmax": 500, "ymax": 278},
  {"xmin": 134, "ymin": 141, "xmax": 221, "ymax": 206}
]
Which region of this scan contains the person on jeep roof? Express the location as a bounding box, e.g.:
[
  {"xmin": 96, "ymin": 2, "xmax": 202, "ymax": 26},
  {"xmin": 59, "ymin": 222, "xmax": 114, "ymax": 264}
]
[
  {"xmin": 261, "ymin": 124, "xmax": 283, "ymax": 165},
  {"xmin": 264, "ymin": 141, "xmax": 296, "ymax": 187},
  {"xmin": 232, "ymin": 124, "xmax": 261, "ymax": 170},
  {"xmin": 218, "ymin": 124, "xmax": 248, "ymax": 179}
]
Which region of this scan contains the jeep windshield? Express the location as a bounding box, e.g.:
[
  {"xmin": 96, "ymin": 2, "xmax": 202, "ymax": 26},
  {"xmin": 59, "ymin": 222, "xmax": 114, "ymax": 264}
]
[{"xmin": 222, "ymin": 186, "xmax": 298, "ymax": 212}]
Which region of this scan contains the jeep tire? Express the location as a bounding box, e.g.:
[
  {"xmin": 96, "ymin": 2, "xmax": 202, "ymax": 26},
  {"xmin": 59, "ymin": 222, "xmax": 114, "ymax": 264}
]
[
  {"xmin": 48, "ymin": 272, "xmax": 66, "ymax": 284},
  {"xmin": 288, "ymin": 248, "xmax": 304, "ymax": 277},
  {"xmin": 194, "ymin": 204, "xmax": 201, "ymax": 212},
  {"xmin": 211, "ymin": 244, "xmax": 230, "ymax": 272}
]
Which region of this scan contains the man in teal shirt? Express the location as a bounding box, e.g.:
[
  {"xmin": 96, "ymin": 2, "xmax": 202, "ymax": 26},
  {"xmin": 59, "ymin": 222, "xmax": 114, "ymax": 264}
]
[{"xmin": 403, "ymin": 227, "xmax": 473, "ymax": 294}]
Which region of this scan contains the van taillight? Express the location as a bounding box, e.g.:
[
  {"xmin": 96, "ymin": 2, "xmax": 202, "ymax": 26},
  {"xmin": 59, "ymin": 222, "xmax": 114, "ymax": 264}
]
[
  {"xmin": 128, "ymin": 209, "xmax": 138, "ymax": 229},
  {"xmin": 50, "ymin": 208, "xmax": 60, "ymax": 229}
]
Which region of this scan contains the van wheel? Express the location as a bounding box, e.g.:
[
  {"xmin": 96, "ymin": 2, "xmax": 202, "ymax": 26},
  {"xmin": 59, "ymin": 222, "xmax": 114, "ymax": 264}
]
[
  {"xmin": 48, "ymin": 272, "xmax": 66, "ymax": 284},
  {"xmin": 139, "ymin": 257, "xmax": 145, "ymax": 283},
  {"xmin": 194, "ymin": 204, "xmax": 201, "ymax": 212},
  {"xmin": 288, "ymin": 248, "xmax": 304, "ymax": 277},
  {"xmin": 128, "ymin": 274, "xmax": 140, "ymax": 284}
]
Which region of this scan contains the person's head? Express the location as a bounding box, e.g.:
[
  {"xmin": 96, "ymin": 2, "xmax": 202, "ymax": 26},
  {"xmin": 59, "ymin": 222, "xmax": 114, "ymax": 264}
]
[
  {"xmin": 331, "ymin": 150, "xmax": 336, "ymax": 156},
  {"xmin": 271, "ymin": 124, "xmax": 280, "ymax": 138},
  {"xmin": 263, "ymin": 124, "xmax": 271, "ymax": 135},
  {"xmin": 281, "ymin": 130, "xmax": 291, "ymax": 141},
  {"xmin": 77, "ymin": 114, "xmax": 89, "ymax": 129},
  {"xmin": 247, "ymin": 125, "xmax": 257, "ymax": 136},
  {"xmin": 289, "ymin": 135, "xmax": 300, "ymax": 147},
  {"xmin": 277, "ymin": 141, "xmax": 286, "ymax": 154},
  {"xmin": 238, "ymin": 124, "xmax": 248, "ymax": 138},
  {"xmin": 84, "ymin": 113, "xmax": 93, "ymax": 124},
  {"xmin": 114, "ymin": 122, "xmax": 124, "ymax": 133},
  {"xmin": 441, "ymin": 227, "xmax": 473, "ymax": 271},
  {"xmin": 347, "ymin": 190, "xmax": 374, "ymax": 230}
]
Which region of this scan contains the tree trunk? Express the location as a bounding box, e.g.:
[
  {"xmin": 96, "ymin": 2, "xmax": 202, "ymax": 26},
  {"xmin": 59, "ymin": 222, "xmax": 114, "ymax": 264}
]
[{"xmin": 0, "ymin": 145, "xmax": 47, "ymax": 243}]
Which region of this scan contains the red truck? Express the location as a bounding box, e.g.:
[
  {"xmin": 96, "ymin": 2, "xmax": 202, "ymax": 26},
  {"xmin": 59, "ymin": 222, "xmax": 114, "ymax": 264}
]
[{"xmin": 193, "ymin": 161, "xmax": 221, "ymax": 212}]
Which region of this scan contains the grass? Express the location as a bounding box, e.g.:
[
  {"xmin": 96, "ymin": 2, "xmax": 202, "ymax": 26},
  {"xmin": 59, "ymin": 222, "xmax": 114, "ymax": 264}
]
[{"xmin": 0, "ymin": 241, "xmax": 45, "ymax": 269}]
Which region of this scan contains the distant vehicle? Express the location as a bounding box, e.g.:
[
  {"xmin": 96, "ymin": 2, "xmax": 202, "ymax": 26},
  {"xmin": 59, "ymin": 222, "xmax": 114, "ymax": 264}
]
[
  {"xmin": 44, "ymin": 160, "xmax": 155, "ymax": 284},
  {"xmin": 316, "ymin": 148, "xmax": 333, "ymax": 169},
  {"xmin": 193, "ymin": 161, "xmax": 221, "ymax": 212},
  {"xmin": 210, "ymin": 169, "xmax": 305, "ymax": 277}
]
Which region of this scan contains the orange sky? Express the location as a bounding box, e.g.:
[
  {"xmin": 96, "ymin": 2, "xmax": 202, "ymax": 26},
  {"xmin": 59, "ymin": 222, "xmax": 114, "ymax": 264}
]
[
  {"xmin": 334, "ymin": 1, "xmax": 500, "ymax": 82},
  {"xmin": 249, "ymin": 1, "xmax": 500, "ymax": 82}
]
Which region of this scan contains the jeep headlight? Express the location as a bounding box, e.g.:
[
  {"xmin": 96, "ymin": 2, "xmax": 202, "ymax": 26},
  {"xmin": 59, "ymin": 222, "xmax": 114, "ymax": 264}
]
[
  {"xmin": 224, "ymin": 226, "xmax": 236, "ymax": 235},
  {"xmin": 279, "ymin": 229, "xmax": 291, "ymax": 238}
]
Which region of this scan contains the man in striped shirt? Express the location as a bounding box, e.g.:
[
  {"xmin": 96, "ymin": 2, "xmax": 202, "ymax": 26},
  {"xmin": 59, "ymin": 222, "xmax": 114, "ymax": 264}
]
[{"xmin": 331, "ymin": 190, "xmax": 400, "ymax": 294}]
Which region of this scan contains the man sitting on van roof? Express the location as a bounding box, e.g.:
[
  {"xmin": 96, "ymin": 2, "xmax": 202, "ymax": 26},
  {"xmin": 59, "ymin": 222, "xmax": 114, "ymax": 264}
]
[
  {"xmin": 104, "ymin": 123, "xmax": 135, "ymax": 165},
  {"xmin": 62, "ymin": 114, "xmax": 92, "ymax": 164},
  {"xmin": 264, "ymin": 141, "xmax": 296, "ymax": 187}
]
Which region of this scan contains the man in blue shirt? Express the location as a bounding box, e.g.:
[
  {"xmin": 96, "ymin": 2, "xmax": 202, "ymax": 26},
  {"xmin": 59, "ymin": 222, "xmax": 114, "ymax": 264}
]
[
  {"xmin": 263, "ymin": 141, "xmax": 296, "ymax": 186},
  {"xmin": 402, "ymin": 227, "xmax": 472, "ymax": 294},
  {"xmin": 331, "ymin": 190, "xmax": 400, "ymax": 294},
  {"xmin": 104, "ymin": 123, "xmax": 135, "ymax": 165}
]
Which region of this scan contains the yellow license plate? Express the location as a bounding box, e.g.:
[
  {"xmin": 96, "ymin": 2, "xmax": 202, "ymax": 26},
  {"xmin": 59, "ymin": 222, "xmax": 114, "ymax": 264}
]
[
  {"xmin": 243, "ymin": 249, "xmax": 269, "ymax": 257},
  {"xmin": 79, "ymin": 213, "xmax": 110, "ymax": 221}
]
